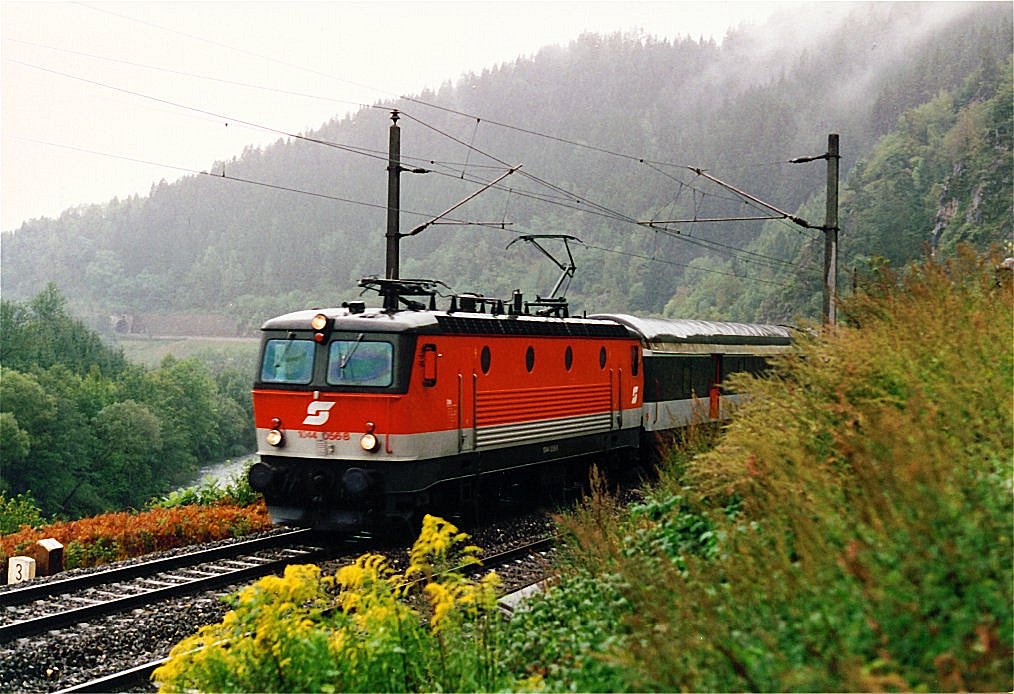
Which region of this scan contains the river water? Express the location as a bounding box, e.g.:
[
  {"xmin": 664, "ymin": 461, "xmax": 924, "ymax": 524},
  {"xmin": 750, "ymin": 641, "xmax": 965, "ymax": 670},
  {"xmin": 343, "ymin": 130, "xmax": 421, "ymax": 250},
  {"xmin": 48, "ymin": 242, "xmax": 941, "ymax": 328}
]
[{"xmin": 190, "ymin": 452, "xmax": 258, "ymax": 487}]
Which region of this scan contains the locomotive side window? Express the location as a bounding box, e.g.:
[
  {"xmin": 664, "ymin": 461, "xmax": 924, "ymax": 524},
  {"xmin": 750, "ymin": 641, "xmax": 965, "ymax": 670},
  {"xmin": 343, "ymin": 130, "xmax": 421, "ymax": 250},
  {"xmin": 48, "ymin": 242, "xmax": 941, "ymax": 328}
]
[
  {"xmin": 630, "ymin": 346, "xmax": 640, "ymax": 376},
  {"xmin": 565, "ymin": 345, "xmax": 573, "ymax": 371},
  {"xmin": 481, "ymin": 346, "xmax": 491, "ymax": 374},
  {"xmin": 525, "ymin": 346, "xmax": 535, "ymax": 373},
  {"xmin": 260, "ymin": 339, "xmax": 315, "ymax": 384},
  {"xmin": 327, "ymin": 339, "xmax": 393, "ymax": 387},
  {"xmin": 599, "ymin": 346, "xmax": 607, "ymax": 369}
]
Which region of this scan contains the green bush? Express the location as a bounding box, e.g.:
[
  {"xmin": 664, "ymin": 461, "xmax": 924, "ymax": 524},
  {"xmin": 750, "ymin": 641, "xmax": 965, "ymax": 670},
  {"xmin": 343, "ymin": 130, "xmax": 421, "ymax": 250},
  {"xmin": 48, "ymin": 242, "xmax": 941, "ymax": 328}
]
[
  {"xmin": 0, "ymin": 492, "xmax": 45, "ymax": 535},
  {"xmin": 149, "ymin": 461, "xmax": 260, "ymax": 509},
  {"xmin": 504, "ymin": 570, "xmax": 635, "ymax": 692},
  {"xmin": 62, "ymin": 537, "xmax": 120, "ymax": 569}
]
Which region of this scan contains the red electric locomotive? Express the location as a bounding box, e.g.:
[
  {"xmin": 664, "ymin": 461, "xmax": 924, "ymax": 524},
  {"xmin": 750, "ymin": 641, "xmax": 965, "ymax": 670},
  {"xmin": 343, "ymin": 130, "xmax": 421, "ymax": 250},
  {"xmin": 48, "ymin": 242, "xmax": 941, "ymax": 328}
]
[{"xmin": 248, "ymin": 278, "xmax": 791, "ymax": 532}]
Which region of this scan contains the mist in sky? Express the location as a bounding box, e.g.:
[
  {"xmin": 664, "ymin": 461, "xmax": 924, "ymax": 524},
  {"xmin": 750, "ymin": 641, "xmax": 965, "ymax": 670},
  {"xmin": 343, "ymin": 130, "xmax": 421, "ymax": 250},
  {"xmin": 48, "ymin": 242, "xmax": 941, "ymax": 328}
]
[{"xmin": 0, "ymin": 1, "xmax": 799, "ymax": 231}]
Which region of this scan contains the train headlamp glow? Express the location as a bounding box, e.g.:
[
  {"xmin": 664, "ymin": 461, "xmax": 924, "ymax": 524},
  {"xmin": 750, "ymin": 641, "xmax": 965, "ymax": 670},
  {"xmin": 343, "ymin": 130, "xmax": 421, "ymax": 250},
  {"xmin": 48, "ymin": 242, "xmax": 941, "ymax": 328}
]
[
  {"xmin": 310, "ymin": 313, "xmax": 328, "ymax": 331},
  {"xmin": 359, "ymin": 432, "xmax": 379, "ymax": 452},
  {"xmin": 265, "ymin": 429, "xmax": 285, "ymax": 447}
]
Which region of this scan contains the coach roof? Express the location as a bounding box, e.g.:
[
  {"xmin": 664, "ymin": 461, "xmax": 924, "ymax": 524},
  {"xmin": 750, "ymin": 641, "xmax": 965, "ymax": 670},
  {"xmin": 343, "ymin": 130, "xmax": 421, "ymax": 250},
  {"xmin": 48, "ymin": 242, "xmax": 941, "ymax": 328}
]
[{"xmin": 591, "ymin": 313, "xmax": 792, "ymax": 346}]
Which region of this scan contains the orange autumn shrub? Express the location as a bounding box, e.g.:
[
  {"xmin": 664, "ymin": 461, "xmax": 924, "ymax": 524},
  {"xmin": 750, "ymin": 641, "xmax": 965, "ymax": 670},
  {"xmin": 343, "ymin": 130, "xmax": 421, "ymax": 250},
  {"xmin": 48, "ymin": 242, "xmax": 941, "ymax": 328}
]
[{"xmin": 1, "ymin": 500, "xmax": 271, "ymax": 571}]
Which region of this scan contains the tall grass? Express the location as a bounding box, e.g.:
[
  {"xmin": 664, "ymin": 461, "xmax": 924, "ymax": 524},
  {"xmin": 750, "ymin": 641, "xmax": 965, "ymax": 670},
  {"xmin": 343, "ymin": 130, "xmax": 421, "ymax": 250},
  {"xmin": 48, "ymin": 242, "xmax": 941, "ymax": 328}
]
[{"xmin": 556, "ymin": 248, "xmax": 1012, "ymax": 691}]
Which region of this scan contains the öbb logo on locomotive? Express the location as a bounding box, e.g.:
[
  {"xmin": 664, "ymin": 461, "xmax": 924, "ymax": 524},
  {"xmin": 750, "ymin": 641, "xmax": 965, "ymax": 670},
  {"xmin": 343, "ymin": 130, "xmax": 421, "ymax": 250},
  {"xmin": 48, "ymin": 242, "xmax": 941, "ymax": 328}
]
[
  {"xmin": 303, "ymin": 400, "xmax": 336, "ymax": 426},
  {"xmin": 248, "ymin": 280, "xmax": 792, "ymax": 532}
]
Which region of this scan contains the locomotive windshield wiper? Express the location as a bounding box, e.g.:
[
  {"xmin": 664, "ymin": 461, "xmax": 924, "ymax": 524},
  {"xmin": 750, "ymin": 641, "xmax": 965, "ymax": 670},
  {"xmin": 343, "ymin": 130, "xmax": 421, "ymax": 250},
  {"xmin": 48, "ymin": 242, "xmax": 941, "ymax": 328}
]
[
  {"xmin": 273, "ymin": 336, "xmax": 297, "ymax": 371},
  {"xmin": 339, "ymin": 333, "xmax": 365, "ymax": 369}
]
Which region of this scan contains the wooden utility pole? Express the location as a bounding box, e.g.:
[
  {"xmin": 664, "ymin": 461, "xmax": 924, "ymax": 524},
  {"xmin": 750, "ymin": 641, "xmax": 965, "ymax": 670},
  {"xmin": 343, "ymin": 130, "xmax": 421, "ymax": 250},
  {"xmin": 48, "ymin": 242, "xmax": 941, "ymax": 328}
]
[
  {"xmin": 789, "ymin": 133, "xmax": 840, "ymax": 327},
  {"xmin": 823, "ymin": 133, "xmax": 840, "ymax": 327}
]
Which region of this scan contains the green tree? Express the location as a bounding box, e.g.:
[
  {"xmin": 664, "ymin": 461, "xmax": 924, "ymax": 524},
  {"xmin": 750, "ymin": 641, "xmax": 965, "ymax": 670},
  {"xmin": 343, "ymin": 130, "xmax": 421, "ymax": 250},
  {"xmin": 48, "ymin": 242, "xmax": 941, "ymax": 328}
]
[
  {"xmin": 147, "ymin": 356, "xmax": 225, "ymax": 473},
  {"xmin": 92, "ymin": 400, "xmax": 163, "ymax": 507},
  {"xmin": 0, "ymin": 412, "xmax": 31, "ymax": 492},
  {"xmin": 0, "ymin": 368, "xmax": 57, "ymax": 494}
]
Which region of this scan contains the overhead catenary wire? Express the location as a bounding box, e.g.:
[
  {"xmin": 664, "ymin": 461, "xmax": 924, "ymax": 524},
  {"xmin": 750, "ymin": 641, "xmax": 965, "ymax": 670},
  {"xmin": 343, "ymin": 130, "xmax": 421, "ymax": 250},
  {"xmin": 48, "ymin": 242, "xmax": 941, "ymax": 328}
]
[
  {"xmin": 7, "ymin": 135, "xmax": 514, "ymax": 232},
  {"xmin": 397, "ymin": 110, "xmax": 805, "ymax": 275},
  {"xmin": 69, "ymin": 0, "xmax": 821, "ymax": 234},
  {"xmin": 5, "ymin": 37, "xmax": 375, "ymax": 112},
  {"xmin": 7, "ymin": 56, "xmax": 807, "ymax": 288},
  {"xmin": 15, "ymin": 24, "xmax": 791, "ymax": 231},
  {"xmin": 8, "ymin": 59, "xmax": 399, "ymax": 163},
  {"xmin": 7, "ymin": 10, "xmax": 819, "ymax": 292},
  {"xmin": 580, "ymin": 243, "xmax": 799, "ymax": 289}
]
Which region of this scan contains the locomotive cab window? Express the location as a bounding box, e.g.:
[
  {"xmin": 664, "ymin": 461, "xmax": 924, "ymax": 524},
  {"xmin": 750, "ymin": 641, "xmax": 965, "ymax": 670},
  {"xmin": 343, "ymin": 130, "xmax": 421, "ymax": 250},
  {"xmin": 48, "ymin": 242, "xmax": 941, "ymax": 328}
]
[
  {"xmin": 327, "ymin": 338, "xmax": 393, "ymax": 387},
  {"xmin": 260, "ymin": 339, "xmax": 315, "ymax": 384}
]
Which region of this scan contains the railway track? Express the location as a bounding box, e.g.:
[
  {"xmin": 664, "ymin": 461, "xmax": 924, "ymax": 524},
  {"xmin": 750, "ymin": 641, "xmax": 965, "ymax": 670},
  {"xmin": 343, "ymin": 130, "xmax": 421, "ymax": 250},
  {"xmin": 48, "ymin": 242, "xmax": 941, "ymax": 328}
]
[
  {"xmin": 0, "ymin": 529, "xmax": 338, "ymax": 693},
  {"xmin": 14, "ymin": 528, "xmax": 557, "ymax": 693},
  {"xmin": 0, "ymin": 529, "xmax": 326, "ymax": 643}
]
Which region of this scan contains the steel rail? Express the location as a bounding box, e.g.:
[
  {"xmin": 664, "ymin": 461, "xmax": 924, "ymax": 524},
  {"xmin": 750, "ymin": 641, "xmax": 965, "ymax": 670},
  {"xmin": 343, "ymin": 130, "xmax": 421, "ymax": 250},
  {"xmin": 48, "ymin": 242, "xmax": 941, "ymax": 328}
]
[
  {"xmin": 0, "ymin": 533, "xmax": 326, "ymax": 642},
  {"xmin": 1, "ymin": 528, "xmax": 315, "ymax": 606},
  {"xmin": 54, "ymin": 657, "xmax": 167, "ymax": 694}
]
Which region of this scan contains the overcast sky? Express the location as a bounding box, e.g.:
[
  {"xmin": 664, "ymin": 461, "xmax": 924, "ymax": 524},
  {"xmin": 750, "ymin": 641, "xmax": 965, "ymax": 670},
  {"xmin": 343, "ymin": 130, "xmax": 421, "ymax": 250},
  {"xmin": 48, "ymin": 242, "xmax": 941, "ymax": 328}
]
[{"xmin": 1, "ymin": 1, "xmax": 791, "ymax": 231}]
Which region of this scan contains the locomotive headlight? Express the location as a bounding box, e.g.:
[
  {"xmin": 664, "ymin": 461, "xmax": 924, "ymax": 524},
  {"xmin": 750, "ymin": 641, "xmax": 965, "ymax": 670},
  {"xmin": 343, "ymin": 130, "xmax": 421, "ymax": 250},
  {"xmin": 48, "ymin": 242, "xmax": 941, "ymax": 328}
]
[
  {"xmin": 311, "ymin": 313, "xmax": 330, "ymax": 343},
  {"xmin": 359, "ymin": 432, "xmax": 379, "ymax": 452},
  {"xmin": 265, "ymin": 428, "xmax": 285, "ymax": 447}
]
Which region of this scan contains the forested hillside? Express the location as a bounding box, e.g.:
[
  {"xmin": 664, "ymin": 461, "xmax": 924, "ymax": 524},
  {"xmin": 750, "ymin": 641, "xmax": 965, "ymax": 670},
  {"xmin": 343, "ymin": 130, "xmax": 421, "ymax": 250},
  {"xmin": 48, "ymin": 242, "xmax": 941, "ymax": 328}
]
[
  {"xmin": 1, "ymin": 2, "xmax": 1010, "ymax": 329},
  {"xmin": 0, "ymin": 285, "xmax": 255, "ymax": 518}
]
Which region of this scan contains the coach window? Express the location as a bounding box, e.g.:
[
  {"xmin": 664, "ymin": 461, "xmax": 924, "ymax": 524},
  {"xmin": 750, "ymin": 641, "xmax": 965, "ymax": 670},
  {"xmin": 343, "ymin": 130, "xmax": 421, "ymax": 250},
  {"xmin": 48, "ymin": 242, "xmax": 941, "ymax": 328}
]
[
  {"xmin": 565, "ymin": 345, "xmax": 573, "ymax": 371},
  {"xmin": 481, "ymin": 346, "xmax": 491, "ymax": 374},
  {"xmin": 599, "ymin": 346, "xmax": 607, "ymax": 369},
  {"xmin": 525, "ymin": 345, "xmax": 535, "ymax": 373}
]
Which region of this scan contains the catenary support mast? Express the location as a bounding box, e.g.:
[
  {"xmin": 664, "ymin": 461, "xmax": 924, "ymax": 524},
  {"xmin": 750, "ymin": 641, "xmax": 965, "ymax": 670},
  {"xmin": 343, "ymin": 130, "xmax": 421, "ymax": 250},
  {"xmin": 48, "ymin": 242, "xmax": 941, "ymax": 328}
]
[{"xmin": 385, "ymin": 110, "xmax": 401, "ymax": 284}]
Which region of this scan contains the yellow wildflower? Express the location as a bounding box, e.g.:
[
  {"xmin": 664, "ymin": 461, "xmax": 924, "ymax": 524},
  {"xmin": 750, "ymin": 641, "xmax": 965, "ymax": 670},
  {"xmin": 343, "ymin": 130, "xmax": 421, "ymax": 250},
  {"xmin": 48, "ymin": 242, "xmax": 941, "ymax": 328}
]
[{"xmin": 425, "ymin": 581, "xmax": 456, "ymax": 632}]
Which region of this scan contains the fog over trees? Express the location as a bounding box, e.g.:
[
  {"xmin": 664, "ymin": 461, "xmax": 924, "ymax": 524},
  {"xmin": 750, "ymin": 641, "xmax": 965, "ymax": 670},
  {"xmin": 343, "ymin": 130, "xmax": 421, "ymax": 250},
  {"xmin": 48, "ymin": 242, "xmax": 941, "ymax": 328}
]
[{"xmin": 1, "ymin": 2, "xmax": 1010, "ymax": 329}]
